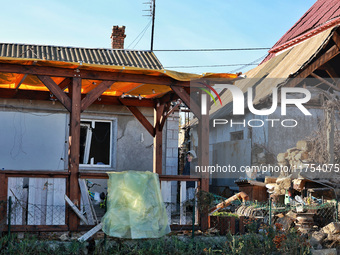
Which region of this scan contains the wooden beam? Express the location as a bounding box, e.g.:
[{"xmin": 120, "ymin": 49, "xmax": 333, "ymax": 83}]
[
  {"xmin": 198, "ymin": 90, "xmax": 210, "ymax": 231},
  {"xmin": 0, "ymin": 173, "xmax": 7, "ymax": 224},
  {"xmin": 153, "ymin": 103, "xmax": 165, "ymax": 175},
  {"xmin": 58, "ymin": 77, "xmax": 72, "ymax": 91},
  {"xmin": 0, "ymin": 63, "xmax": 191, "ymax": 87},
  {"xmin": 286, "ymin": 45, "xmax": 340, "ymax": 87},
  {"xmin": 14, "ymin": 74, "xmax": 27, "ymax": 90},
  {"xmin": 0, "ymin": 88, "xmax": 155, "ymax": 107},
  {"xmin": 171, "ymin": 85, "xmax": 201, "ymax": 118},
  {"xmin": 160, "ymin": 100, "xmax": 181, "ymax": 130},
  {"xmin": 68, "ymin": 77, "xmax": 82, "ymax": 232},
  {"xmin": 159, "ymin": 175, "xmax": 200, "ymax": 182},
  {"xmin": 15, "ymin": 61, "xmax": 35, "ymax": 90},
  {"xmin": 81, "ymin": 80, "xmax": 115, "ymax": 111},
  {"xmin": 79, "ymin": 172, "xmax": 109, "ymax": 179},
  {"xmin": 3, "ymin": 225, "xmax": 68, "ymax": 232},
  {"xmin": 310, "ymin": 73, "xmax": 340, "ymax": 91},
  {"xmin": 37, "ymin": 75, "xmax": 72, "ymax": 112},
  {"xmin": 126, "ymin": 106, "xmax": 155, "ymax": 137},
  {"xmin": 3, "ymin": 170, "xmax": 69, "ymax": 178},
  {"xmin": 332, "ymin": 31, "xmax": 340, "ymax": 50}
]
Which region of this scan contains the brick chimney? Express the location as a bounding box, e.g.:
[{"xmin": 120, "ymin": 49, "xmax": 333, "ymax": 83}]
[{"xmin": 111, "ymin": 26, "xmax": 126, "ymax": 49}]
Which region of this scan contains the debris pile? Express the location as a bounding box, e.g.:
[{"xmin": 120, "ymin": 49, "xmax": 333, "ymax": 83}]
[{"xmin": 277, "ymin": 140, "xmax": 313, "ymax": 172}]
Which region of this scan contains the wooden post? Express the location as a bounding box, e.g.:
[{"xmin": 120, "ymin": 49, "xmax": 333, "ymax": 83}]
[
  {"xmin": 68, "ymin": 77, "xmax": 82, "ymax": 231},
  {"xmin": 199, "ymin": 90, "xmax": 210, "ymax": 231},
  {"xmin": 0, "ymin": 173, "xmax": 8, "ymax": 224},
  {"xmin": 153, "ymin": 103, "xmax": 164, "ymax": 175},
  {"xmin": 326, "ymin": 106, "xmax": 335, "ymax": 164}
]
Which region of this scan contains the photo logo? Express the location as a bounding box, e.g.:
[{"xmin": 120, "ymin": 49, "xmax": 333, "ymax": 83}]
[
  {"xmin": 199, "ymin": 82, "xmax": 222, "ymax": 106},
  {"xmin": 201, "ymin": 86, "xmax": 311, "ymax": 117}
]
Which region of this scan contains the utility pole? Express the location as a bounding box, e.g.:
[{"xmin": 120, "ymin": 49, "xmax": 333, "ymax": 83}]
[{"xmin": 151, "ymin": 0, "xmax": 156, "ymax": 51}]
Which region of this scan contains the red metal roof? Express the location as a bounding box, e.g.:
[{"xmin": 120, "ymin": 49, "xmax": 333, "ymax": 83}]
[
  {"xmin": 262, "ymin": 0, "xmax": 340, "ymax": 63},
  {"xmin": 273, "ymin": 0, "xmax": 340, "ymax": 49}
]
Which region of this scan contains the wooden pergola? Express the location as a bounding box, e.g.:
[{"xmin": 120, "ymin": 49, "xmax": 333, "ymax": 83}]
[{"xmin": 0, "ymin": 58, "xmax": 239, "ymax": 231}]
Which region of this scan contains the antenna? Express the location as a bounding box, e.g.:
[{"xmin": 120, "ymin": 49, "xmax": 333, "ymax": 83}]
[{"xmin": 143, "ymin": 0, "xmax": 156, "ymax": 51}]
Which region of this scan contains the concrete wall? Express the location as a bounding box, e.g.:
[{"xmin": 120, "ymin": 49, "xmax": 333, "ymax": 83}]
[
  {"xmin": 267, "ymin": 107, "xmax": 324, "ymax": 156},
  {"xmin": 0, "ymin": 98, "xmax": 178, "ymax": 173},
  {"xmin": 189, "ymin": 105, "xmax": 324, "ymax": 191}
]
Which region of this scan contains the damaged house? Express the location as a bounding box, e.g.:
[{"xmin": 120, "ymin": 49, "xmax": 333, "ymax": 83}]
[
  {"xmin": 188, "ymin": 0, "xmax": 340, "ymax": 195},
  {"xmin": 0, "ymin": 25, "xmax": 241, "ymax": 232}
]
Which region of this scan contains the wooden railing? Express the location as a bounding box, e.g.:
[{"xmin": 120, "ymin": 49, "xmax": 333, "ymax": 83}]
[{"xmin": 0, "ymin": 171, "xmax": 203, "ymax": 232}]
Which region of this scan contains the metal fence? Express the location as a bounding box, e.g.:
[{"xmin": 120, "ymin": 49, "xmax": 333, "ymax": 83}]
[{"xmin": 194, "ymin": 190, "xmax": 338, "ymax": 236}]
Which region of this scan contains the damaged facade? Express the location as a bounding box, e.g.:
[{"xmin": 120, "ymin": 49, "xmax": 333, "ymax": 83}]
[{"xmin": 188, "ymin": 0, "xmax": 340, "ymax": 196}]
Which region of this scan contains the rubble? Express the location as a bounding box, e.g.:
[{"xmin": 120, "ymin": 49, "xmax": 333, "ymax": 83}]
[
  {"xmin": 277, "ymin": 140, "xmax": 313, "ymax": 174},
  {"xmin": 322, "ymin": 222, "xmax": 340, "ymax": 236},
  {"xmin": 310, "ymin": 231, "xmax": 327, "ymax": 247}
]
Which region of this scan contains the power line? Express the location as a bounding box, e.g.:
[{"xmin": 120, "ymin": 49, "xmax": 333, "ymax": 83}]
[
  {"xmin": 229, "ymin": 54, "xmax": 267, "ymax": 73},
  {"xmin": 164, "ymin": 63, "xmax": 260, "ymax": 69},
  {"xmin": 154, "ymin": 47, "xmax": 270, "ymax": 52},
  {"xmin": 127, "ymin": 19, "xmax": 152, "ymax": 49}
]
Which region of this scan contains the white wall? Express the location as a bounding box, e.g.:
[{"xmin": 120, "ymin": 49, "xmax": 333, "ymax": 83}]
[{"xmin": 0, "ymin": 111, "xmax": 68, "ymax": 170}]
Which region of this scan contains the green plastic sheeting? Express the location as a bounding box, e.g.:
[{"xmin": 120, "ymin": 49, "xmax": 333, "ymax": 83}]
[{"xmin": 101, "ymin": 171, "xmax": 170, "ymax": 239}]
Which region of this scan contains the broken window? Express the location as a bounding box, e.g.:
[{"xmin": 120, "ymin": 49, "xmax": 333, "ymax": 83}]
[
  {"xmin": 230, "ymin": 131, "xmax": 244, "ymax": 141},
  {"xmin": 80, "ymin": 120, "xmax": 112, "ymax": 167}
]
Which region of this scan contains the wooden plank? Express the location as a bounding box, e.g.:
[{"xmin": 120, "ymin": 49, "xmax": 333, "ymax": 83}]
[
  {"xmin": 180, "ymin": 181, "xmax": 187, "ymax": 225},
  {"xmin": 37, "ymin": 75, "xmax": 72, "ymax": 112},
  {"xmin": 78, "ymin": 223, "xmax": 103, "ymax": 242},
  {"xmin": 171, "ymin": 85, "xmax": 201, "ymax": 118},
  {"xmin": 64, "ymin": 195, "xmax": 88, "ymax": 224},
  {"xmin": 287, "ymin": 45, "xmax": 340, "ymax": 87},
  {"xmin": 0, "ymin": 174, "xmax": 8, "ymax": 225},
  {"xmin": 3, "ymin": 225, "xmax": 68, "ymax": 232},
  {"xmin": 159, "ymin": 175, "xmax": 201, "ymax": 182},
  {"xmin": 126, "ymin": 106, "xmax": 155, "ymax": 137},
  {"xmin": 7, "ymin": 178, "xmax": 24, "ymax": 225},
  {"xmin": 3, "ymin": 170, "xmax": 69, "ymax": 178},
  {"xmin": 161, "ymin": 181, "xmax": 172, "ymax": 226},
  {"xmin": 78, "ymin": 179, "xmax": 96, "ymax": 225},
  {"xmin": 0, "ymin": 62, "xmax": 191, "ymax": 87},
  {"xmin": 28, "ymin": 178, "xmax": 47, "ymax": 225},
  {"xmin": 79, "ymin": 172, "xmax": 109, "ymax": 179},
  {"xmin": 46, "ymin": 179, "xmax": 54, "ymax": 225},
  {"xmin": 81, "ymin": 80, "xmax": 115, "ymax": 111},
  {"xmin": 68, "ymin": 77, "xmax": 82, "ymax": 231},
  {"xmin": 53, "ymin": 178, "xmax": 66, "ymax": 225}
]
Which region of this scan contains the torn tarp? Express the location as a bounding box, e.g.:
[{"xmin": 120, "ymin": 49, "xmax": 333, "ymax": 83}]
[{"xmin": 101, "ymin": 171, "xmax": 170, "ymax": 239}]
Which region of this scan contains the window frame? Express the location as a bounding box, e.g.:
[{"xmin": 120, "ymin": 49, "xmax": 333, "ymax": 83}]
[{"xmin": 79, "ymin": 116, "xmax": 117, "ymax": 171}]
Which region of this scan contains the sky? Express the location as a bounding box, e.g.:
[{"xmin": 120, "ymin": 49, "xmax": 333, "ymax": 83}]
[{"xmin": 0, "ymin": 0, "xmax": 316, "ymax": 74}]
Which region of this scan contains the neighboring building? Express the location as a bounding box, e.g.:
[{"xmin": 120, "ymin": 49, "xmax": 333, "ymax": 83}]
[{"xmin": 189, "ymin": 0, "xmax": 340, "ymax": 193}]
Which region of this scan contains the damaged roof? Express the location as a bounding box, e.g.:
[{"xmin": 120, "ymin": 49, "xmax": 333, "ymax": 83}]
[{"xmin": 209, "ymin": 26, "xmax": 339, "ymax": 120}]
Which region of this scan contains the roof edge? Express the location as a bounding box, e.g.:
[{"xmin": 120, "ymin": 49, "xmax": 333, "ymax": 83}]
[{"xmin": 269, "ymin": 17, "xmax": 340, "ymax": 54}]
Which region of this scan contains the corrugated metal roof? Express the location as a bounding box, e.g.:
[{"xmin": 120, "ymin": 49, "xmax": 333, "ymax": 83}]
[
  {"xmin": 272, "ymin": 0, "xmax": 340, "ymax": 50},
  {"xmin": 0, "ymin": 43, "xmax": 163, "ymax": 70}
]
